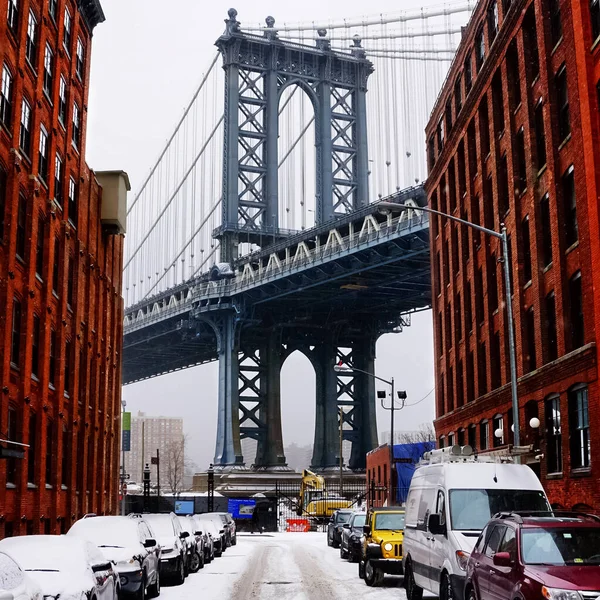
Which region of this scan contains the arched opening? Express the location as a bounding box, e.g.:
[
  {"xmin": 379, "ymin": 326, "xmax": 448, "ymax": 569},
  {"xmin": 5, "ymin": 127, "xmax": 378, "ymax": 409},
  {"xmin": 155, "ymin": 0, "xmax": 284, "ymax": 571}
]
[
  {"xmin": 278, "ymin": 85, "xmax": 317, "ymax": 231},
  {"xmin": 280, "ymin": 350, "xmax": 316, "ymax": 471}
]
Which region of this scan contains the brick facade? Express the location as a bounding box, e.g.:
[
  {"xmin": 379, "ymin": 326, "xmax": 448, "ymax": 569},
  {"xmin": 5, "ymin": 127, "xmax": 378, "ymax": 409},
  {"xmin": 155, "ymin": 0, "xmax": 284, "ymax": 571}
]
[
  {"xmin": 426, "ymin": 0, "xmax": 600, "ymax": 511},
  {"xmin": 0, "ymin": 0, "xmax": 125, "ymax": 536}
]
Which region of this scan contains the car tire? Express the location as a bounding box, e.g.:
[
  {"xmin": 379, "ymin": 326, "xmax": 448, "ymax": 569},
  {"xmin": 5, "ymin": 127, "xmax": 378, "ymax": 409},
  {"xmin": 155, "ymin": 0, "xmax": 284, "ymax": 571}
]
[
  {"xmin": 327, "ymin": 532, "xmax": 333, "ymax": 547},
  {"xmin": 364, "ymin": 559, "xmax": 384, "ymax": 587},
  {"xmin": 189, "ymin": 551, "xmax": 202, "ymax": 573},
  {"xmin": 332, "ymin": 537, "xmax": 340, "ymax": 549},
  {"xmin": 232, "ymin": 536, "xmax": 237, "ymax": 546},
  {"xmin": 466, "ymin": 587, "xmax": 478, "ymax": 600},
  {"xmin": 136, "ymin": 574, "xmax": 146, "ymax": 600},
  {"xmin": 405, "ymin": 560, "xmax": 423, "ymax": 600},
  {"xmin": 440, "ymin": 573, "xmax": 455, "ymax": 600},
  {"xmin": 358, "ymin": 559, "xmax": 365, "ymax": 579},
  {"xmin": 340, "ymin": 545, "xmax": 349, "ymax": 560},
  {"xmin": 174, "ymin": 557, "xmax": 185, "ymax": 586},
  {"xmin": 147, "ymin": 572, "xmax": 160, "ymax": 598}
]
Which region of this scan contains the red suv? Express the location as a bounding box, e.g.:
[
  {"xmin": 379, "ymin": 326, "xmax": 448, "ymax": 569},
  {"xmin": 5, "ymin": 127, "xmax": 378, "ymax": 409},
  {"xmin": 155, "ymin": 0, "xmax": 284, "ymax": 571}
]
[{"xmin": 465, "ymin": 512, "xmax": 600, "ymax": 600}]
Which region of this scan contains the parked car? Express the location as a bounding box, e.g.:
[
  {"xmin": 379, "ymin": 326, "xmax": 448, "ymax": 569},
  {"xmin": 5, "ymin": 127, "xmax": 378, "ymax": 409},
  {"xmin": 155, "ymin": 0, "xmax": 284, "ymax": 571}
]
[
  {"xmin": 465, "ymin": 511, "xmax": 600, "ymax": 600},
  {"xmin": 358, "ymin": 507, "xmax": 405, "ymax": 586},
  {"xmin": 340, "ymin": 512, "xmax": 366, "ymax": 562},
  {"xmin": 177, "ymin": 516, "xmax": 204, "ymax": 572},
  {"xmin": 0, "ymin": 535, "xmax": 118, "ymax": 600},
  {"xmin": 134, "ymin": 513, "xmax": 188, "ymax": 585},
  {"xmin": 403, "ymin": 447, "xmax": 551, "ymax": 600},
  {"xmin": 68, "ymin": 515, "xmax": 161, "ymax": 599},
  {"xmin": 214, "ymin": 513, "xmax": 237, "ymax": 546},
  {"xmin": 197, "ymin": 514, "xmax": 227, "ymax": 555},
  {"xmin": 327, "ymin": 509, "xmax": 354, "ymax": 548},
  {"xmin": 196, "ymin": 516, "xmax": 224, "ymax": 557},
  {"xmin": 190, "ymin": 516, "xmax": 215, "ymax": 563},
  {"xmin": 0, "ymin": 552, "xmax": 42, "ymax": 600}
]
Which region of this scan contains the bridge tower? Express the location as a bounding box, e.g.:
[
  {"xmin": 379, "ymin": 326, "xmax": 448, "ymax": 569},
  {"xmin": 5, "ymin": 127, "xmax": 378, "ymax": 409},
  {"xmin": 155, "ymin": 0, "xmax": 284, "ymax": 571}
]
[{"xmin": 210, "ymin": 9, "xmax": 378, "ymax": 471}]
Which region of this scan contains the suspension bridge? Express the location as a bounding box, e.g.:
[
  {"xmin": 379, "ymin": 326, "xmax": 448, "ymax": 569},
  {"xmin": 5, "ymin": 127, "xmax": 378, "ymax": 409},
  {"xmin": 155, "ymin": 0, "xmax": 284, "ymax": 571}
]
[{"xmin": 122, "ymin": 4, "xmax": 473, "ymax": 471}]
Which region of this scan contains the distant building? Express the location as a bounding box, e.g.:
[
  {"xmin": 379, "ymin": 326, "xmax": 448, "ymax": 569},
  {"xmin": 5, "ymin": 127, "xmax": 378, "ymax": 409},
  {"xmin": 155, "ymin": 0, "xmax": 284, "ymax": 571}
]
[
  {"xmin": 426, "ymin": 0, "xmax": 600, "ymax": 510},
  {"xmin": 0, "ymin": 0, "xmax": 129, "ymax": 536},
  {"xmin": 124, "ymin": 412, "xmax": 184, "ymax": 487}
]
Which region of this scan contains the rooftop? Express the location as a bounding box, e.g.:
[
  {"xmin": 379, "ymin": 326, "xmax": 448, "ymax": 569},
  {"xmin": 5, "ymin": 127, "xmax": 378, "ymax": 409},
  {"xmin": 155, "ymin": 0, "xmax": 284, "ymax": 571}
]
[{"xmin": 78, "ymin": 0, "xmax": 106, "ymax": 33}]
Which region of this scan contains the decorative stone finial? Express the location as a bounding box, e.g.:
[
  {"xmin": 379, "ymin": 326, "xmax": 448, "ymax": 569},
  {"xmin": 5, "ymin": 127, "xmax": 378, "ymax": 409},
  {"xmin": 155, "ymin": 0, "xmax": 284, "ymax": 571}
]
[
  {"xmin": 224, "ymin": 8, "xmax": 241, "ymax": 36},
  {"xmin": 264, "ymin": 15, "xmax": 279, "ymax": 41},
  {"xmin": 351, "ymin": 34, "xmax": 367, "ymax": 59},
  {"xmin": 316, "ymin": 28, "xmax": 330, "ymax": 51}
]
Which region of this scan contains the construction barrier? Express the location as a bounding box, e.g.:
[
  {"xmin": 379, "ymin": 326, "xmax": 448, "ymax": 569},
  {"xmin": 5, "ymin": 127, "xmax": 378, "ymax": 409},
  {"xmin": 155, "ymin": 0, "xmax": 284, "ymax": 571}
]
[{"xmin": 286, "ymin": 518, "xmax": 311, "ymax": 532}]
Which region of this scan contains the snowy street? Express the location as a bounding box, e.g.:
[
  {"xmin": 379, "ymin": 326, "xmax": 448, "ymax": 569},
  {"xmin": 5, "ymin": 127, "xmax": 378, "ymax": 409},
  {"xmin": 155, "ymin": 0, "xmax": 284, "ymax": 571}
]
[{"xmin": 160, "ymin": 532, "xmax": 410, "ymax": 599}]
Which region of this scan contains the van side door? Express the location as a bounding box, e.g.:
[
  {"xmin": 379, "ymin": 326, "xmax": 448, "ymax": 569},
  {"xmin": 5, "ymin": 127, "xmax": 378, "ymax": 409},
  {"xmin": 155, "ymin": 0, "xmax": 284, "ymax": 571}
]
[
  {"xmin": 404, "ymin": 487, "xmax": 434, "ymax": 590},
  {"xmin": 428, "ymin": 489, "xmax": 448, "ymax": 596}
]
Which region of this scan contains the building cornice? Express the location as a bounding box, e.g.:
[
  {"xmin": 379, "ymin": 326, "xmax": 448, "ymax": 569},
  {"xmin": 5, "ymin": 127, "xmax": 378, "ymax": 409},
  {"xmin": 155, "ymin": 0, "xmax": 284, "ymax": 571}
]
[{"xmin": 78, "ymin": 0, "xmax": 106, "ymax": 34}]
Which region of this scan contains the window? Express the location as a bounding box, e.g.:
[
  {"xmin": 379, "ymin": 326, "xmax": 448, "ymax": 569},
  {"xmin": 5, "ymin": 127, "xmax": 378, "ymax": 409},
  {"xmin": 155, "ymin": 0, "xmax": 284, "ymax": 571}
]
[
  {"xmin": 485, "ymin": 525, "xmax": 507, "ymax": 557},
  {"xmin": 476, "ymin": 267, "xmax": 484, "ymax": 324},
  {"xmin": 1, "ymin": 64, "xmax": 13, "ymax": 128},
  {"xmin": 522, "ymin": 216, "xmax": 532, "ymax": 283},
  {"xmin": 58, "ymin": 76, "xmax": 67, "ymax": 125},
  {"xmin": 491, "ymin": 331, "xmax": 501, "ymax": 389},
  {"xmin": 506, "ymin": 41, "xmax": 521, "ymax": 111},
  {"xmin": 52, "ymin": 238, "xmax": 60, "ymax": 295},
  {"xmin": 43, "ymin": 44, "xmax": 54, "ymax": 96},
  {"xmin": 480, "ymin": 420, "xmax": 489, "ymax": 450},
  {"xmin": 63, "ymin": 7, "xmax": 72, "ymax": 54},
  {"xmin": 475, "ymin": 27, "xmax": 485, "ymax": 71},
  {"xmin": 488, "ymin": 252, "xmax": 498, "ymax": 312},
  {"xmin": 456, "ymin": 292, "xmax": 462, "ymax": 341},
  {"xmin": 467, "ymin": 121, "xmax": 477, "ymax": 179},
  {"xmin": 72, "ymin": 103, "xmax": 80, "ymax": 149},
  {"xmin": 428, "ymin": 136, "xmax": 435, "ymax": 170},
  {"xmin": 515, "ymin": 128, "xmax": 526, "ymax": 194},
  {"xmin": 545, "ymin": 395, "xmax": 562, "ymax": 473},
  {"xmin": 458, "ymin": 428, "xmax": 465, "ymax": 446},
  {"xmin": 11, "ymin": 298, "xmax": 21, "ymax": 367},
  {"xmin": 49, "ymin": 329, "xmax": 56, "ymax": 387},
  {"xmin": 479, "ymin": 98, "xmax": 490, "ymax": 157},
  {"xmin": 27, "ymin": 412, "xmax": 36, "ymax": 484},
  {"xmin": 31, "ymin": 314, "xmax": 41, "ymax": 378},
  {"xmin": 569, "ymin": 385, "xmax": 590, "ymax": 469},
  {"xmin": 479, "ymin": 341, "xmax": 488, "ymax": 395},
  {"xmin": 436, "ymin": 117, "xmax": 444, "ymax": 152},
  {"xmin": 445, "ymin": 98, "xmax": 453, "ymax": 134},
  {"xmin": 556, "ymin": 66, "xmax": 570, "ymax": 143},
  {"xmin": 64, "ymin": 340, "xmax": 71, "ymax": 395},
  {"xmin": 35, "ymin": 215, "xmax": 44, "ymax": 277},
  {"xmin": 465, "ymin": 280, "xmax": 472, "ymax": 332},
  {"xmin": 492, "ymin": 71, "xmax": 504, "ymax": 132},
  {"xmin": 436, "ymin": 311, "xmax": 443, "ymax": 358},
  {"xmin": 541, "ymin": 195, "xmax": 552, "ymax": 267},
  {"xmin": 54, "ymin": 154, "xmax": 63, "ymax": 205},
  {"xmin": 16, "ymin": 194, "xmax": 26, "ymax": 260},
  {"xmin": 68, "ymin": 176, "xmax": 77, "ymax": 225},
  {"xmin": 549, "ymin": 0, "xmax": 562, "ymax": 46},
  {"xmin": 7, "ymin": 0, "xmax": 18, "ymax": 36},
  {"xmin": 67, "ymin": 257, "xmax": 74, "ymax": 307},
  {"xmin": 454, "ymin": 76, "xmax": 462, "ymax": 115},
  {"xmin": 493, "ymin": 414, "xmax": 503, "ymax": 447},
  {"xmin": 26, "ymin": 10, "xmax": 38, "ymax": 67},
  {"xmin": 533, "ymin": 100, "xmax": 546, "ymax": 170},
  {"xmin": 61, "ymin": 426, "xmax": 70, "ymax": 487},
  {"xmin": 49, "ymin": 0, "xmax": 57, "ymax": 21},
  {"xmin": 524, "ymin": 8, "xmax": 539, "ymax": 82},
  {"xmin": 468, "ymin": 424, "xmax": 477, "ymax": 450},
  {"xmin": 38, "ymin": 125, "xmax": 49, "ymax": 183},
  {"xmin": 445, "ymin": 302, "xmax": 452, "ymax": 350},
  {"xmin": 464, "ymin": 55, "xmax": 472, "ymax": 93},
  {"xmin": 7, "ymin": 406, "xmax": 18, "ymax": 485},
  {"xmin": 45, "ymin": 420, "xmax": 53, "ymax": 485},
  {"xmin": 439, "ymin": 436, "xmax": 445, "ymax": 449},
  {"xmin": 440, "ymin": 174, "xmax": 447, "ymax": 214},
  {"xmin": 525, "ymin": 306, "xmax": 536, "ymax": 372},
  {"xmin": 569, "ymin": 271, "xmax": 584, "ymax": 349},
  {"xmin": 0, "ymin": 167, "xmax": 6, "ymax": 241},
  {"xmin": 593, "ymin": 0, "xmax": 600, "ymax": 41},
  {"xmin": 487, "ymin": 1, "xmax": 498, "ymax": 44},
  {"xmin": 19, "ymin": 98, "xmax": 32, "ymax": 155},
  {"xmin": 545, "ymin": 291, "xmax": 558, "ymax": 362},
  {"xmin": 562, "ymin": 166, "xmax": 578, "ymax": 247},
  {"xmin": 76, "ymin": 38, "xmax": 85, "ymax": 80},
  {"xmin": 448, "ymin": 160, "xmax": 456, "ymax": 212}
]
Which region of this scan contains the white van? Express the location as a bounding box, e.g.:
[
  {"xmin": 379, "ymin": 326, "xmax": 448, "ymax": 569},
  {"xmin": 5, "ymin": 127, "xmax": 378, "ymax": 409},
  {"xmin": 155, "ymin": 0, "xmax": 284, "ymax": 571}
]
[{"xmin": 402, "ymin": 446, "xmax": 550, "ymax": 600}]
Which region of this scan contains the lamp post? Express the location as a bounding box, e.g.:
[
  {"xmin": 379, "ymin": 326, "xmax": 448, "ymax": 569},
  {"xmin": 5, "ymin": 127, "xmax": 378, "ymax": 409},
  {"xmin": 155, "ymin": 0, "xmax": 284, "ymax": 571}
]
[
  {"xmin": 380, "ymin": 201, "xmax": 521, "ymax": 451},
  {"xmin": 207, "ymin": 464, "xmax": 215, "ymax": 513},
  {"xmin": 121, "ymin": 399, "xmax": 127, "ymax": 516}
]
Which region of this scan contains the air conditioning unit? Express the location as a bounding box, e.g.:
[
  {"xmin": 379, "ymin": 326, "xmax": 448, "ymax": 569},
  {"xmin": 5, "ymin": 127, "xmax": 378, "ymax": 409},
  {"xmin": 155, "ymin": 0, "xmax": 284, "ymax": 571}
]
[{"xmin": 96, "ymin": 170, "xmax": 130, "ymax": 235}]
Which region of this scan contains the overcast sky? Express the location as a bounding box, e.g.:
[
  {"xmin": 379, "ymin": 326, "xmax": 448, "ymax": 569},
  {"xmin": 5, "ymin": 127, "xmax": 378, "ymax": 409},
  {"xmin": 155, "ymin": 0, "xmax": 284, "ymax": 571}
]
[{"xmin": 84, "ymin": 0, "xmax": 460, "ymax": 469}]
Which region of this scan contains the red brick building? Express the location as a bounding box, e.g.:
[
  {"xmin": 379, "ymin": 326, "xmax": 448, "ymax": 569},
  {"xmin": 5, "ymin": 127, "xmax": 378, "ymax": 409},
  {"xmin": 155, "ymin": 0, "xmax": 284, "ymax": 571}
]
[
  {"xmin": 0, "ymin": 0, "xmax": 129, "ymax": 536},
  {"xmin": 426, "ymin": 0, "xmax": 600, "ymax": 510}
]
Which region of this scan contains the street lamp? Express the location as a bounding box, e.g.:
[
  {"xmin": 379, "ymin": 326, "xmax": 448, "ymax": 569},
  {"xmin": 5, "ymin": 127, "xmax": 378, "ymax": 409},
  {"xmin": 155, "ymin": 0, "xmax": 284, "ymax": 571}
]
[{"xmin": 380, "ymin": 201, "xmax": 521, "ymax": 451}]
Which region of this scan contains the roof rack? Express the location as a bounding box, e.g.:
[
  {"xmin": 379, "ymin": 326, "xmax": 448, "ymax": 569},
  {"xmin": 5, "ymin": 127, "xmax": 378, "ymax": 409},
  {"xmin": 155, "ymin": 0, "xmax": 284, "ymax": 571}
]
[
  {"xmin": 368, "ymin": 506, "xmax": 406, "ymax": 512},
  {"xmin": 494, "ymin": 511, "xmax": 600, "ymax": 524}
]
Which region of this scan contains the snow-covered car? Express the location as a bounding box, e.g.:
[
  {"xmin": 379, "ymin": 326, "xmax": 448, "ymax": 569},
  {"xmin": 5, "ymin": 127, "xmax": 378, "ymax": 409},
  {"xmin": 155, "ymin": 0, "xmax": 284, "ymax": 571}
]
[
  {"xmin": 68, "ymin": 515, "xmax": 160, "ymax": 599},
  {"xmin": 195, "ymin": 514, "xmax": 226, "ymax": 556},
  {"xmin": 191, "ymin": 516, "xmax": 215, "ymax": 563},
  {"xmin": 134, "ymin": 513, "xmax": 188, "ymax": 584},
  {"xmin": 0, "ymin": 552, "xmax": 42, "ymax": 600},
  {"xmin": 176, "ymin": 516, "xmax": 204, "ymax": 572},
  {"xmin": 214, "ymin": 512, "xmax": 237, "ymax": 546},
  {"xmin": 0, "ymin": 535, "xmax": 118, "ymax": 600}
]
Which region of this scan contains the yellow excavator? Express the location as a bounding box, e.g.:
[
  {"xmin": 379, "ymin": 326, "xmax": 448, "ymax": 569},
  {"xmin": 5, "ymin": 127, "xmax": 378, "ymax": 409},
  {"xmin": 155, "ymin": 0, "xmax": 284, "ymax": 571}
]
[{"xmin": 297, "ymin": 469, "xmax": 352, "ymax": 519}]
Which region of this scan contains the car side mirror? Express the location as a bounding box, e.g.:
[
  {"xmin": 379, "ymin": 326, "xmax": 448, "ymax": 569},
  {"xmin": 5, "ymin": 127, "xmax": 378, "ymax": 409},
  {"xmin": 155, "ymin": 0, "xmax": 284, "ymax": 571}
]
[
  {"xmin": 180, "ymin": 531, "xmax": 190, "ymax": 539},
  {"xmin": 195, "ymin": 531, "xmax": 203, "ymax": 536},
  {"xmin": 143, "ymin": 538, "xmax": 156, "ymax": 548},
  {"xmin": 493, "ymin": 552, "xmax": 512, "ymax": 567},
  {"xmin": 343, "ymin": 523, "xmax": 350, "ymax": 529},
  {"xmin": 363, "ymin": 525, "xmax": 371, "ymax": 536},
  {"xmin": 428, "ymin": 513, "xmax": 446, "ymax": 536},
  {"xmin": 92, "ymin": 562, "xmax": 112, "ymax": 573}
]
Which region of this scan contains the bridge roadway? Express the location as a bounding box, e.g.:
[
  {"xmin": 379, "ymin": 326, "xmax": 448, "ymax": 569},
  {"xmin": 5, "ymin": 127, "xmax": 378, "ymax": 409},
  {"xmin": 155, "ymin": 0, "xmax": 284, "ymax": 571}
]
[{"xmin": 122, "ymin": 186, "xmax": 431, "ymax": 470}]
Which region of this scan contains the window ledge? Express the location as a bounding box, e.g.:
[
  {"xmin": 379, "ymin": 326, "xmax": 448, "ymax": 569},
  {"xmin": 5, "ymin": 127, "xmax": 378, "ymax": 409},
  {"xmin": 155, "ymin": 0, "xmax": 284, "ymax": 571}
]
[
  {"xmin": 536, "ymin": 164, "xmax": 547, "ymax": 179},
  {"xmin": 35, "ymin": 273, "xmax": 43, "ymax": 284},
  {"xmin": 49, "ymin": 383, "xmax": 56, "ymax": 391},
  {"xmin": 543, "ymin": 262, "xmax": 553, "ymax": 274},
  {"xmin": 45, "ymin": 484, "xmax": 53, "ymax": 490},
  {"xmin": 551, "ymin": 37, "xmax": 563, "ymax": 55},
  {"xmin": 570, "ymin": 467, "xmax": 591, "ymax": 478},
  {"xmin": 16, "ymin": 254, "xmax": 25, "ymax": 265},
  {"xmin": 64, "ymin": 391, "xmax": 70, "ymax": 399},
  {"xmin": 52, "ymin": 290, "xmax": 59, "ymax": 300},
  {"xmin": 27, "ymin": 483, "xmax": 37, "ymax": 489},
  {"xmin": 31, "ymin": 374, "xmax": 40, "ymax": 383},
  {"xmin": 6, "ymin": 483, "xmax": 16, "ymax": 490},
  {"xmin": 592, "ymin": 35, "xmax": 600, "ymax": 53},
  {"xmin": 524, "ymin": 280, "xmax": 532, "ymax": 290},
  {"xmin": 61, "ymin": 484, "xmax": 68, "ymax": 491},
  {"xmin": 531, "ymin": 74, "xmax": 540, "ymax": 88},
  {"xmin": 565, "ymin": 240, "xmax": 579, "ymax": 255},
  {"xmin": 43, "ymin": 90, "xmax": 54, "ymax": 107},
  {"xmin": 10, "ymin": 362, "xmax": 20, "ymax": 372},
  {"xmin": 558, "ymin": 134, "xmax": 572, "ymax": 152},
  {"xmin": 546, "ymin": 472, "xmax": 563, "ymax": 480},
  {"xmin": 513, "ymin": 102, "xmax": 522, "ymax": 115}
]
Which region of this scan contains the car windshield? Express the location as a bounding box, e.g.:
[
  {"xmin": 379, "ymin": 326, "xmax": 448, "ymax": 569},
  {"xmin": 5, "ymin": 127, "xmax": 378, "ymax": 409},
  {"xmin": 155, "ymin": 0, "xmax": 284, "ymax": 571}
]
[
  {"xmin": 449, "ymin": 489, "xmax": 550, "ymax": 531},
  {"xmin": 522, "ymin": 528, "xmax": 600, "ymax": 566},
  {"xmin": 144, "ymin": 516, "xmax": 175, "ymax": 538},
  {"xmin": 69, "ymin": 517, "xmax": 137, "ymax": 548},
  {"xmin": 352, "ymin": 515, "xmax": 366, "ymax": 528},
  {"xmin": 374, "ymin": 513, "xmax": 405, "ymax": 530},
  {"xmin": 337, "ymin": 513, "xmax": 352, "ymax": 524}
]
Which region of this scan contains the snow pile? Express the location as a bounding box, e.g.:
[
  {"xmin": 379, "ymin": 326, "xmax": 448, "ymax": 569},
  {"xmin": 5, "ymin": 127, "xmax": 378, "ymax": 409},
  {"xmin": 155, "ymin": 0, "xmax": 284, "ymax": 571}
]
[{"xmin": 0, "ymin": 552, "xmax": 24, "ymax": 590}]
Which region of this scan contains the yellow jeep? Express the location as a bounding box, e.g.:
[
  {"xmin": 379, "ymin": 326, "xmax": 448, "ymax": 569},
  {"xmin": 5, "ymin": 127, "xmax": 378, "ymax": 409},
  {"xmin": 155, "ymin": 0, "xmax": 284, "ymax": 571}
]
[{"xmin": 358, "ymin": 506, "xmax": 405, "ymax": 586}]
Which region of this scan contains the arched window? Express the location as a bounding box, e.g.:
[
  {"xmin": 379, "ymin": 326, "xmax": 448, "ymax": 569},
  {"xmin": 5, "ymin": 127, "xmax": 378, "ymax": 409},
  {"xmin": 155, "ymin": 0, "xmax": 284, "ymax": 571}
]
[
  {"xmin": 492, "ymin": 414, "xmax": 504, "ymax": 447},
  {"xmin": 568, "ymin": 384, "xmax": 590, "ymax": 469},
  {"xmin": 545, "ymin": 394, "xmax": 562, "ymax": 474},
  {"xmin": 480, "ymin": 419, "xmax": 489, "ymax": 450}
]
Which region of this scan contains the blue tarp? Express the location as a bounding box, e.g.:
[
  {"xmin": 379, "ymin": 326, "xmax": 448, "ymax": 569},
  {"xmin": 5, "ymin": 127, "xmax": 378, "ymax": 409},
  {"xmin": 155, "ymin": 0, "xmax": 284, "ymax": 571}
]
[{"xmin": 393, "ymin": 441, "xmax": 436, "ymax": 504}]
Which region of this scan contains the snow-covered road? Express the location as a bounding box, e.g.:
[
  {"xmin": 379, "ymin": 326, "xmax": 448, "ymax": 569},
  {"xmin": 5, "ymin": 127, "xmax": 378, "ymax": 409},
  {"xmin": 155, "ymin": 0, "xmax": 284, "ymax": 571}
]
[{"xmin": 160, "ymin": 532, "xmax": 411, "ymax": 599}]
